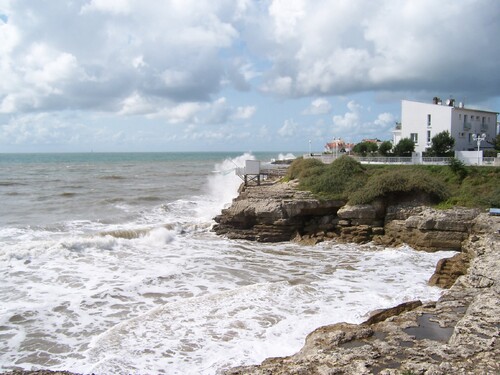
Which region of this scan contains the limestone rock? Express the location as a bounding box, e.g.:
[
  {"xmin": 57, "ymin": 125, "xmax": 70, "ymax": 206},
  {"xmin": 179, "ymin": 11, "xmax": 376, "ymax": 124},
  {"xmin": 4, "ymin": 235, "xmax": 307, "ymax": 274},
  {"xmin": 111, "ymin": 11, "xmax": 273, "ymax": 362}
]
[{"xmin": 213, "ymin": 180, "xmax": 344, "ymax": 242}]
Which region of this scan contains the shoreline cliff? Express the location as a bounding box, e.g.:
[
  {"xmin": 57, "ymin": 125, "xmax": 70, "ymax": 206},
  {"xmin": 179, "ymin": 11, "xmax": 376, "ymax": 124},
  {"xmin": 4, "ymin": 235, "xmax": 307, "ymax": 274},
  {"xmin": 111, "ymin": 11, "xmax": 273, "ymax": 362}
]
[{"xmin": 214, "ymin": 180, "xmax": 499, "ymax": 374}]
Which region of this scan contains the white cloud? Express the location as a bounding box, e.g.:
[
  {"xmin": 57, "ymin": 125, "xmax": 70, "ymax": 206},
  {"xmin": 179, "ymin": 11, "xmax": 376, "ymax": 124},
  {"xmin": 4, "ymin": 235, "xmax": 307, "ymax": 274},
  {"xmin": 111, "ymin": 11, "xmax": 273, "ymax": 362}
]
[
  {"xmin": 331, "ymin": 101, "xmax": 396, "ymax": 141},
  {"xmin": 233, "ymin": 105, "xmax": 256, "ymax": 120},
  {"xmin": 268, "ymin": 0, "xmax": 306, "ymax": 42},
  {"xmin": 80, "ymin": 0, "xmax": 132, "ymax": 15},
  {"xmin": 158, "ymin": 102, "xmax": 206, "ymax": 124},
  {"xmin": 0, "ymin": 113, "xmax": 88, "ymax": 145},
  {"xmin": 302, "ymin": 98, "xmax": 332, "ymax": 115},
  {"xmin": 0, "ymin": 1, "xmax": 499, "ymax": 152},
  {"xmin": 118, "ymin": 92, "xmax": 155, "ymax": 115},
  {"xmin": 332, "ymin": 101, "xmax": 362, "ymax": 133},
  {"xmin": 278, "ymin": 119, "xmax": 298, "ymax": 138},
  {"xmin": 257, "ymin": 0, "xmax": 500, "ymax": 98}
]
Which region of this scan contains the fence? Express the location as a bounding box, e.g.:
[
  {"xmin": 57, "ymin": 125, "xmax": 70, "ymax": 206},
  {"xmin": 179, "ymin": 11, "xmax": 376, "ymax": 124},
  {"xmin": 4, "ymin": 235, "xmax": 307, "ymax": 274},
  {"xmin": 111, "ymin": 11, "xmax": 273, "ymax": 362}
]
[{"xmin": 304, "ymin": 153, "xmax": 499, "ymax": 166}]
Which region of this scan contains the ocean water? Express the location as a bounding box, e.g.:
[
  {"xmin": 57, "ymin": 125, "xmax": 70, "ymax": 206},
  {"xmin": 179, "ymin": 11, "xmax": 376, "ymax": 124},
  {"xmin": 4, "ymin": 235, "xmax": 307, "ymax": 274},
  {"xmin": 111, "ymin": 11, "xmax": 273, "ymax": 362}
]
[{"xmin": 0, "ymin": 152, "xmax": 454, "ymax": 374}]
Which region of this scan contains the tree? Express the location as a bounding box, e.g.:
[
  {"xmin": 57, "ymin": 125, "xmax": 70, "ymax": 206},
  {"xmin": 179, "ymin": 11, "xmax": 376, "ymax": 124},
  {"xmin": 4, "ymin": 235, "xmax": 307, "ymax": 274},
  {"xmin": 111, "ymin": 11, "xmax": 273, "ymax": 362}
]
[
  {"xmin": 378, "ymin": 141, "xmax": 393, "ymax": 156},
  {"xmin": 489, "ymin": 134, "xmax": 500, "ymax": 151},
  {"xmin": 353, "ymin": 142, "xmax": 368, "ymax": 156},
  {"xmin": 393, "ymin": 138, "xmax": 415, "ymax": 156},
  {"xmin": 366, "ymin": 142, "xmax": 378, "ymax": 155},
  {"xmin": 428, "ymin": 130, "xmax": 455, "ymax": 156},
  {"xmin": 353, "ymin": 141, "xmax": 378, "ymax": 156}
]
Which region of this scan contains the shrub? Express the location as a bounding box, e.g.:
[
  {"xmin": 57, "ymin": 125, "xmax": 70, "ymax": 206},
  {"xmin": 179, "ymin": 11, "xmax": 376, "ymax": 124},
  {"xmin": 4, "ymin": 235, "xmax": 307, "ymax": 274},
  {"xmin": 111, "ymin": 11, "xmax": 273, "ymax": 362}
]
[
  {"xmin": 348, "ymin": 168, "xmax": 449, "ymax": 205},
  {"xmin": 428, "ymin": 130, "xmax": 455, "ymax": 156},
  {"xmin": 301, "ymin": 156, "xmax": 367, "ymax": 199},
  {"xmin": 447, "ymin": 157, "xmax": 468, "ymax": 181},
  {"xmin": 286, "ymin": 157, "xmax": 325, "ymax": 180},
  {"xmin": 393, "ymin": 138, "xmax": 415, "ymax": 156},
  {"xmin": 378, "ymin": 141, "xmax": 393, "ymax": 156}
]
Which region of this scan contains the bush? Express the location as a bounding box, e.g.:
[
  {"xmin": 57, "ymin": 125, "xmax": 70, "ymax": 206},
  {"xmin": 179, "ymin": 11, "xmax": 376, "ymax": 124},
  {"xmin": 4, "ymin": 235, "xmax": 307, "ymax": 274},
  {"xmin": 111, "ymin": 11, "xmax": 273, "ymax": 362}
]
[
  {"xmin": 428, "ymin": 130, "xmax": 455, "ymax": 156},
  {"xmin": 393, "ymin": 138, "xmax": 415, "ymax": 156},
  {"xmin": 300, "ymin": 156, "xmax": 367, "ymax": 199},
  {"xmin": 378, "ymin": 141, "xmax": 393, "ymax": 156},
  {"xmin": 286, "ymin": 157, "xmax": 325, "ymax": 180},
  {"xmin": 348, "ymin": 168, "xmax": 449, "ymax": 205},
  {"xmin": 287, "ymin": 157, "xmax": 499, "ymax": 209},
  {"xmin": 447, "ymin": 157, "xmax": 468, "ymax": 181}
]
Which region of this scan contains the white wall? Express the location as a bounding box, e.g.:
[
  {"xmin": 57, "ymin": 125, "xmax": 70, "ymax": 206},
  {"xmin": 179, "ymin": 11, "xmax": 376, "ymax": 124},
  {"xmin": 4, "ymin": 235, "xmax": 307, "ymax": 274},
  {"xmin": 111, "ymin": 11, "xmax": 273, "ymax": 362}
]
[
  {"xmin": 401, "ymin": 100, "xmax": 452, "ymax": 153},
  {"xmin": 401, "ymin": 100, "xmax": 498, "ymax": 153},
  {"xmin": 455, "ymin": 150, "xmax": 483, "ymax": 165}
]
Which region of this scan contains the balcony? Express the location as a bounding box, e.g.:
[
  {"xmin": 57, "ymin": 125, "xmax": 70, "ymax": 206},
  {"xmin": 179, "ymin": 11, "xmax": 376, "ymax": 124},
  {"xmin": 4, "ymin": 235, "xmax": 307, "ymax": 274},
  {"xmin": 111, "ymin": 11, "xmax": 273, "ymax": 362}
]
[{"xmin": 463, "ymin": 122, "xmax": 472, "ymax": 131}]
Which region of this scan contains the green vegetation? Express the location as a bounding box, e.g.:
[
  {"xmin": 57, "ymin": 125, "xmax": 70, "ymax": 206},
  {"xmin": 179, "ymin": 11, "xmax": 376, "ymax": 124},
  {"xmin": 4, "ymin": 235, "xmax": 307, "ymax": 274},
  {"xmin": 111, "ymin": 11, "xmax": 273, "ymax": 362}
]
[
  {"xmin": 285, "ymin": 156, "xmax": 500, "ymax": 208},
  {"xmin": 428, "ymin": 130, "xmax": 455, "ymax": 156},
  {"xmin": 352, "ymin": 141, "xmax": 378, "ymax": 156},
  {"xmin": 393, "ymin": 138, "xmax": 415, "ymax": 156},
  {"xmin": 378, "ymin": 140, "xmax": 393, "ymax": 156}
]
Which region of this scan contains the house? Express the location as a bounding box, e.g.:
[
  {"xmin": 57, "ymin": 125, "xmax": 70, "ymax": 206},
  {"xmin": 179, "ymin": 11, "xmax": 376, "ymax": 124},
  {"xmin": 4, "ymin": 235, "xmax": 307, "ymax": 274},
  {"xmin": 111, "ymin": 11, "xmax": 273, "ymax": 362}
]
[
  {"xmin": 393, "ymin": 98, "xmax": 498, "ymax": 154},
  {"xmin": 324, "ymin": 139, "xmax": 355, "ymax": 154}
]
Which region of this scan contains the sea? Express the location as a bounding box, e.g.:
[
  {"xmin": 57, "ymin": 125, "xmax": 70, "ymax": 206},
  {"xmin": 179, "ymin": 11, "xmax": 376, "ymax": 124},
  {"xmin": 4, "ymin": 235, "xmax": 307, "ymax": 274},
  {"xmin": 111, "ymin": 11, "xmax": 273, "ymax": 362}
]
[{"xmin": 0, "ymin": 152, "xmax": 455, "ymax": 374}]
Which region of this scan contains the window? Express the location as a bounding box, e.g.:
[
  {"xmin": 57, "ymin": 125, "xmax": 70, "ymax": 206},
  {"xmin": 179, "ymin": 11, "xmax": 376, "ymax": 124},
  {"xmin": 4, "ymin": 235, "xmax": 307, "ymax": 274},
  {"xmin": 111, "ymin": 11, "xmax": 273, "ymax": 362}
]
[
  {"xmin": 468, "ymin": 133, "xmax": 474, "ymax": 143},
  {"xmin": 427, "ymin": 130, "xmax": 431, "ymax": 144},
  {"xmin": 410, "ymin": 133, "xmax": 418, "ymax": 144},
  {"xmin": 459, "ymin": 132, "xmax": 465, "ymax": 138},
  {"xmin": 427, "ymin": 114, "xmax": 431, "ymax": 126},
  {"xmin": 459, "ymin": 114, "xmax": 462, "ymax": 120}
]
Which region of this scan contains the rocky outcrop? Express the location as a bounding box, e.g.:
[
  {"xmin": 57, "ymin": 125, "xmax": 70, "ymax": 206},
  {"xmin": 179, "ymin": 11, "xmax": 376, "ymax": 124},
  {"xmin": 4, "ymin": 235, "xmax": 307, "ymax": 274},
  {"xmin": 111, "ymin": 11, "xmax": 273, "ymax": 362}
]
[
  {"xmin": 375, "ymin": 206, "xmax": 482, "ymax": 251},
  {"xmin": 213, "ymin": 180, "xmax": 344, "ymax": 243},
  {"xmin": 224, "ymin": 213, "xmax": 500, "ymax": 374},
  {"xmin": 214, "ymin": 180, "xmax": 483, "ymax": 252}
]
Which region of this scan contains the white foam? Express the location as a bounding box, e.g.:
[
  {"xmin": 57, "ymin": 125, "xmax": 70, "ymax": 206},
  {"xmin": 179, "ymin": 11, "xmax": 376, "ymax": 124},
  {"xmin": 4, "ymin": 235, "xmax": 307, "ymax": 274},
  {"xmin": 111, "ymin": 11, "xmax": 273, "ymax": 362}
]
[
  {"xmin": 276, "ymin": 152, "xmax": 296, "ymax": 161},
  {"xmin": 0, "ymin": 154, "xmax": 456, "ymax": 374},
  {"xmin": 69, "ymin": 242, "xmax": 453, "ymax": 375},
  {"xmin": 196, "ymin": 153, "xmax": 255, "ymax": 221}
]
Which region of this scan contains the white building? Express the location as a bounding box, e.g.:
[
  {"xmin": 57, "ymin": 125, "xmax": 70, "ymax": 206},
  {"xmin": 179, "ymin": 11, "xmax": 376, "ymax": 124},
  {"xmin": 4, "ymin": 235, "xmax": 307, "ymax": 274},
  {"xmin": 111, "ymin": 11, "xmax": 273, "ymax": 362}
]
[{"xmin": 393, "ymin": 98, "xmax": 498, "ymax": 154}]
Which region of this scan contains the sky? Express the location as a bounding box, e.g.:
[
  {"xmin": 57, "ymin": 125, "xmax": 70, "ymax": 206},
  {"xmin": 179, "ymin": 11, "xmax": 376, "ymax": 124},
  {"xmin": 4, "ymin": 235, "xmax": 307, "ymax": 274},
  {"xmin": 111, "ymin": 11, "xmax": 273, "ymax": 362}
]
[{"xmin": 0, "ymin": 0, "xmax": 499, "ymax": 153}]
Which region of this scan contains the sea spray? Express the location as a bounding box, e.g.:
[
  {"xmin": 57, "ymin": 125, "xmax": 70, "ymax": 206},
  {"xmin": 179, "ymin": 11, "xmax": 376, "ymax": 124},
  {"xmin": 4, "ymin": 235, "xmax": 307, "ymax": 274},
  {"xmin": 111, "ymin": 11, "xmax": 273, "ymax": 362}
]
[{"xmin": 199, "ymin": 152, "xmax": 255, "ymax": 221}]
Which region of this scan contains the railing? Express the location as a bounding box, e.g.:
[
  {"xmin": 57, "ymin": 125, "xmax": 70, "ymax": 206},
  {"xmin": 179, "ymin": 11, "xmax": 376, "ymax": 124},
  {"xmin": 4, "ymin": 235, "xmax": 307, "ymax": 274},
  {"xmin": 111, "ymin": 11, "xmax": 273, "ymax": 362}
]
[
  {"xmin": 354, "ymin": 156, "xmax": 414, "ymax": 164},
  {"xmin": 422, "ymin": 157, "xmax": 452, "ymax": 165},
  {"xmin": 483, "ymin": 157, "xmax": 496, "ymax": 166},
  {"xmin": 304, "ymin": 154, "xmax": 499, "ymax": 166}
]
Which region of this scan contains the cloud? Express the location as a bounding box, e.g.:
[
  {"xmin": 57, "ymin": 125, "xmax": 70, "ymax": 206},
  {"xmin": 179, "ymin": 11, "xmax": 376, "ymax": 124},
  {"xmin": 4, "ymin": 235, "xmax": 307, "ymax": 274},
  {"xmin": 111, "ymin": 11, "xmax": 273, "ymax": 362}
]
[
  {"xmin": 302, "ymin": 98, "xmax": 332, "ymax": 115},
  {"xmin": 233, "ymin": 105, "xmax": 256, "ymax": 120},
  {"xmin": 80, "ymin": 0, "xmax": 132, "ymax": 15},
  {"xmin": 332, "ymin": 101, "xmax": 396, "ymax": 141},
  {"xmin": 0, "ymin": 1, "xmax": 245, "ymax": 114},
  {"xmin": 278, "ymin": 119, "xmax": 298, "ymax": 138},
  {"xmin": 0, "ymin": 113, "xmax": 89, "ymax": 145},
  {"xmin": 256, "ymin": 0, "xmax": 500, "ymax": 98}
]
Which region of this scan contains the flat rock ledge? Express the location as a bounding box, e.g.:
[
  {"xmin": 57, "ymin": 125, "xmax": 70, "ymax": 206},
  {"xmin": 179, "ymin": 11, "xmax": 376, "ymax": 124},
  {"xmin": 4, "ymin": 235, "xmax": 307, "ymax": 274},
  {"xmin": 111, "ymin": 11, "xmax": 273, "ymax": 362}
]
[{"xmin": 224, "ymin": 214, "xmax": 500, "ymax": 374}]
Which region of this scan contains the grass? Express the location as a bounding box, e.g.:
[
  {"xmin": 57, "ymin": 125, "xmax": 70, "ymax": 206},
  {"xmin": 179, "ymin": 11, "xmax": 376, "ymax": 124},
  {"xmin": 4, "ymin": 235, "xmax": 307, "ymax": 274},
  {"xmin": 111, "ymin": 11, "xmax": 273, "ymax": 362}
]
[{"xmin": 285, "ymin": 156, "xmax": 500, "ymax": 208}]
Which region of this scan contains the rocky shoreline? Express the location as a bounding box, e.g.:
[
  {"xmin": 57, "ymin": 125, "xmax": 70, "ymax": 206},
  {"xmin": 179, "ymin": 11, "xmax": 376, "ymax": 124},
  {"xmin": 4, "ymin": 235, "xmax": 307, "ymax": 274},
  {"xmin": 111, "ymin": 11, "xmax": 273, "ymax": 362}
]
[
  {"xmin": 215, "ymin": 179, "xmax": 499, "ymax": 374},
  {"xmin": 3, "ymin": 180, "xmax": 499, "ymax": 375}
]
